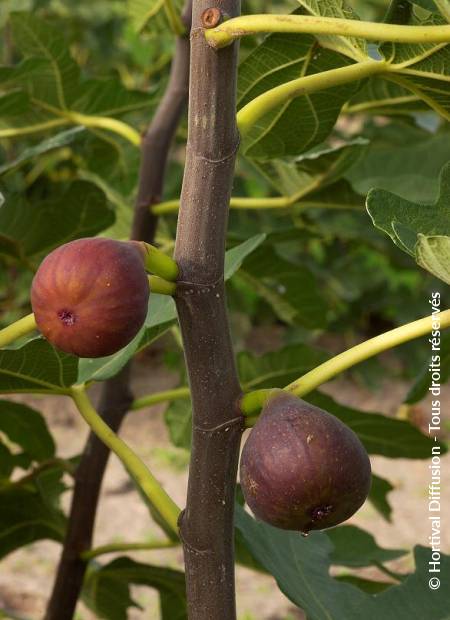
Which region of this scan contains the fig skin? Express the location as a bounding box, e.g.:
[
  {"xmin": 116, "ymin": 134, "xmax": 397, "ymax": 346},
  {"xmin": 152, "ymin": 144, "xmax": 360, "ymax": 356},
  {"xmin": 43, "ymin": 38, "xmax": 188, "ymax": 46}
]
[
  {"xmin": 31, "ymin": 238, "xmax": 150, "ymax": 358},
  {"xmin": 240, "ymin": 391, "xmax": 371, "ymax": 533}
]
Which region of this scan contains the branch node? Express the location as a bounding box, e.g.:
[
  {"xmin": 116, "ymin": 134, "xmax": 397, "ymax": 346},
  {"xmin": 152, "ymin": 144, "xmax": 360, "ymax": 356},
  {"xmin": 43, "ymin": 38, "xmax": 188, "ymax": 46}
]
[
  {"xmin": 201, "ymin": 7, "xmax": 223, "ymax": 29},
  {"xmin": 193, "ymin": 415, "xmax": 244, "ymax": 435}
]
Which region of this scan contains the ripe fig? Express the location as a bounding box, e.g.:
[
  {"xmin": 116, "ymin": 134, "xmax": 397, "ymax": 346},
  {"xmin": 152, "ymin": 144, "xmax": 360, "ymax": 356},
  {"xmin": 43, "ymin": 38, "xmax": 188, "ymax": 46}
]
[
  {"xmin": 31, "ymin": 238, "xmax": 150, "ymax": 358},
  {"xmin": 240, "ymin": 391, "xmax": 371, "ymax": 533}
]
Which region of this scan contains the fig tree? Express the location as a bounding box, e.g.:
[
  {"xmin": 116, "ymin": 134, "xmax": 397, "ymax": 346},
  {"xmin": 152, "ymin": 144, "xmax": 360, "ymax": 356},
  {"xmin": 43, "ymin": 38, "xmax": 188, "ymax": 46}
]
[
  {"xmin": 240, "ymin": 391, "xmax": 371, "ymax": 533},
  {"xmin": 31, "ymin": 238, "xmax": 150, "ymax": 358}
]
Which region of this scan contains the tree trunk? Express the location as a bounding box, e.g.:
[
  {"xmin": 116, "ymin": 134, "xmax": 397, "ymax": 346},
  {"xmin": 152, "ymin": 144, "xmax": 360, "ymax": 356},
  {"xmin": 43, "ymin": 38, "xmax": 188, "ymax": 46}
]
[{"xmin": 174, "ymin": 1, "xmax": 243, "ymax": 618}]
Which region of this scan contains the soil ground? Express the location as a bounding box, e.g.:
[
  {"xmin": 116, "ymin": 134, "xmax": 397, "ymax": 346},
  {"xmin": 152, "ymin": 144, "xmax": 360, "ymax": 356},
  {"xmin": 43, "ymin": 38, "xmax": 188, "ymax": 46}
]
[{"xmin": 1, "ymin": 343, "xmax": 449, "ymax": 620}]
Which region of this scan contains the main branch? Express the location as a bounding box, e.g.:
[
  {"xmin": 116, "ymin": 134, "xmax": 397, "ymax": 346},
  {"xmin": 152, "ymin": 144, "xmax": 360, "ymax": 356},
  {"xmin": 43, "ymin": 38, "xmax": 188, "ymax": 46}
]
[{"xmin": 174, "ymin": 1, "xmax": 243, "ymax": 618}]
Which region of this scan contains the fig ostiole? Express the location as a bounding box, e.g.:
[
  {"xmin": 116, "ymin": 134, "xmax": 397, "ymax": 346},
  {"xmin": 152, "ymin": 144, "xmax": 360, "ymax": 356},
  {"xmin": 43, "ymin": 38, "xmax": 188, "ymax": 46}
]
[
  {"xmin": 240, "ymin": 391, "xmax": 371, "ymax": 534},
  {"xmin": 31, "ymin": 237, "xmax": 150, "ymax": 358}
]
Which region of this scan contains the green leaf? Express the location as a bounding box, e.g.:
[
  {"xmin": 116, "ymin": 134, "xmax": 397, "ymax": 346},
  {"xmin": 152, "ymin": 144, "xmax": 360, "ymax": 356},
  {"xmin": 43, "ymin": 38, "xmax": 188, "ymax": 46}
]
[
  {"xmin": 241, "ymin": 247, "xmax": 329, "ymax": 328},
  {"xmin": 327, "ymin": 525, "xmax": 406, "ymax": 568},
  {"xmin": 0, "ymin": 127, "xmax": 84, "ymax": 176},
  {"xmin": 307, "ymin": 392, "xmax": 447, "ymax": 458},
  {"xmin": 83, "ymin": 557, "xmax": 186, "ymax": 620},
  {"xmin": 3, "ymin": 13, "xmax": 150, "ymax": 137},
  {"xmin": 367, "ymin": 161, "xmax": 450, "ymax": 279},
  {"xmin": 368, "ymin": 473, "xmax": 394, "ymax": 521},
  {"xmin": 235, "ymin": 504, "xmax": 367, "ymax": 617},
  {"xmin": 0, "ymin": 181, "xmax": 115, "ymax": 261},
  {"xmin": 0, "ymin": 486, "xmax": 66, "ymax": 559},
  {"xmin": 347, "ymin": 124, "xmax": 450, "ymax": 203},
  {"xmin": 254, "ymin": 138, "xmax": 367, "ymax": 200},
  {"xmin": 0, "ymin": 338, "xmax": 78, "ymax": 394},
  {"xmin": 381, "ymin": 13, "xmax": 450, "ymax": 121},
  {"xmin": 333, "ymin": 575, "xmax": 393, "ymax": 594},
  {"xmin": 347, "ymin": 76, "xmax": 427, "ymax": 115},
  {"xmin": 164, "ymin": 399, "xmax": 191, "ymax": 450},
  {"xmin": 0, "ymin": 400, "xmax": 55, "ymax": 461},
  {"xmin": 0, "ymin": 443, "xmax": 14, "ymax": 479},
  {"xmin": 297, "ymin": 0, "xmax": 368, "ymax": 61},
  {"xmin": 10, "ymin": 12, "xmax": 81, "ymax": 110},
  {"xmin": 235, "ymin": 505, "xmax": 450, "ymax": 620},
  {"xmin": 237, "ymin": 29, "xmax": 360, "ymax": 159},
  {"xmin": 127, "ymin": 0, "xmax": 184, "ymax": 34},
  {"xmin": 224, "ymin": 234, "xmax": 266, "ymax": 280},
  {"xmin": 416, "ymin": 234, "xmax": 450, "ymax": 284},
  {"xmin": 77, "ymin": 294, "xmax": 177, "ymax": 383},
  {"xmin": 238, "ymin": 344, "xmax": 330, "ymax": 390}
]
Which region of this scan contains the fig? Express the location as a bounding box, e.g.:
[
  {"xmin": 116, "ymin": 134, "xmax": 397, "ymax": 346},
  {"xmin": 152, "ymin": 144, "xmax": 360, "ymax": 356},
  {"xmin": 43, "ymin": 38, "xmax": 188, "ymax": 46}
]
[
  {"xmin": 240, "ymin": 391, "xmax": 371, "ymax": 533},
  {"xmin": 31, "ymin": 238, "xmax": 150, "ymax": 358}
]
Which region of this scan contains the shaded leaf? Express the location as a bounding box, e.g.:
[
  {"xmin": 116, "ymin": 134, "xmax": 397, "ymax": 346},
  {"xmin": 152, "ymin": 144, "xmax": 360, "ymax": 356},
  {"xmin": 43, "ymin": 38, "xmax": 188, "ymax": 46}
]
[
  {"xmin": 369, "ymin": 473, "xmax": 395, "ymax": 522},
  {"xmin": 0, "ymin": 486, "xmax": 66, "ymax": 559},
  {"xmin": 406, "ymin": 332, "xmax": 450, "ymax": 403},
  {"xmin": 0, "ymin": 338, "xmax": 78, "ymax": 394},
  {"xmin": 0, "ymin": 181, "xmax": 114, "ymax": 261},
  {"xmin": 254, "ymin": 138, "xmax": 367, "ymax": 200},
  {"xmin": 224, "ymin": 234, "xmax": 266, "ymax": 280},
  {"xmin": 0, "ymin": 127, "xmax": 84, "ymax": 176},
  {"xmin": 307, "ymin": 391, "xmax": 447, "ymax": 458},
  {"xmin": 347, "ymin": 124, "xmax": 450, "ymax": 203},
  {"xmin": 235, "ymin": 505, "xmax": 450, "ymax": 619},
  {"xmin": 327, "ymin": 525, "xmax": 406, "ymax": 568},
  {"xmin": 0, "ymin": 400, "xmax": 55, "ymax": 461},
  {"xmin": 164, "ymin": 399, "xmax": 191, "ymax": 450},
  {"xmin": 367, "ymin": 161, "xmax": 450, "ymax": 280},
  {"xmin": 83, "ymin": 557, "xmax": 186, "ymax": 620},
  {"xmin": 238, "ymin": 344, "xmax": 330, "ymax": 390},
  {"xmin": 77, "ymin": 294, "xmax": 177, "ymax": 383}
]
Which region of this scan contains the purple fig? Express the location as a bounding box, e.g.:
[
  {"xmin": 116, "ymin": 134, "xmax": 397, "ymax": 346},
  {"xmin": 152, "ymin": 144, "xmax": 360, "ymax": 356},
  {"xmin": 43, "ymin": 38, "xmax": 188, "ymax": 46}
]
[
  {"xmin": 240, "ymin": 391, "xmax": 371, "ymax": 533},
  {"xmin": 31, "ymin": 238, "xmax": 150, "ymax": 358}
]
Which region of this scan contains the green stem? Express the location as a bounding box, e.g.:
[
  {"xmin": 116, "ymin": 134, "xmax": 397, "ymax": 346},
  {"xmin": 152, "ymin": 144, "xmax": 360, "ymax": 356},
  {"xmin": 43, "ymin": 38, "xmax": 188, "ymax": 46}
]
[
  {"xmin": 152, "ymin": 195, "xmax": 363, "ymax": 214},
  {"xmin": 163, "ymin": 0, "xmax": 186, "ymax": 36},
  {"xmin": 65, "ymin": 112, "xmax": 141, "ymax": 146},
  {"xmin": 204, "ymin": 14, "xmax": 450, "ymax": 48},
  {"xmin": 237, "ymin": 59, "xmax": 387, "ymax": 136},
  {"xmin": 140, "ymin": 242, "xmax": 179, "ymax": 281},
  {"xmin": 70, "ymin": 385, "xmax": 181, "ymax": 537},
  {"xmin": 0, "ymin": 313, "xmax": 37, "ymax": 348},
  {"xmin": 240, "ymin": 309, "xmax": 450, "ymax": 417},
  {"xmin": 81, "ymin": 539, "xmax": 178, "ymax": 561},
  {"xmin": 0, "ymin": 114, "xmax": 140, "ymax": 146},
  {"xmin": 0, "ymin": 119, "xmax": 68, "ymax": 139},
  {"xmin": 148, "ymin": 275, "xmax": 177, "ymax": 295},
  {"xmin": 131, "ymin": 386, "xmax": 190, "ymax": 411}
]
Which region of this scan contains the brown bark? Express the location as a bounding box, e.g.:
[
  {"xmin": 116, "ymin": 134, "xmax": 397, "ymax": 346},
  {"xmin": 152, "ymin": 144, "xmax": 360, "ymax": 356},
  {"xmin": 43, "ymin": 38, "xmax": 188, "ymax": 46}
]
[{"xmin": 174, "ymin": 1, "xmax": 243, "ymax": 618}]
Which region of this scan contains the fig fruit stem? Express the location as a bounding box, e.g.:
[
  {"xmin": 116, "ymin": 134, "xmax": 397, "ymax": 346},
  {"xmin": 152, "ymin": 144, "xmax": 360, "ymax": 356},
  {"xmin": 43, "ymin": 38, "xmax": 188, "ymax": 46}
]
[
  {"xmin": 69, "ymin": 384, "xmax": 181, "ymax": 537},
  {"xmin": 148, "ymin": 275, "xmax": 177, "ymax": 295},
  {"xmin": 141, "ymin": 242, "xmax": 179, "ymax": 281},
  {"xmin": 0, "ymin": 312, "xmax": 37, "ymax": 348},
  {"xmin": 240, "ymin": 309, "xmax": 450, "ymax": 417},
  {"xmin": 80, "ymin": 539, "xmax": 179, "ymax": 561},
  {"xmin": 204, "ymin": 14, "xmax": 450, "ymax": 49},
  {"xmin": 131, "ymin": 386, "xmax": 190, "ymax": 410}
]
